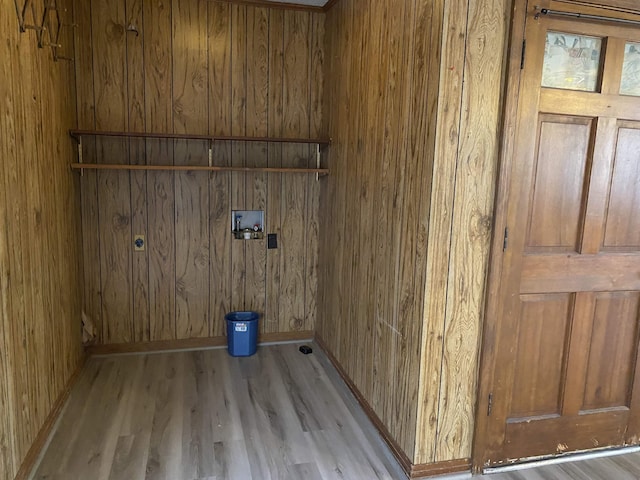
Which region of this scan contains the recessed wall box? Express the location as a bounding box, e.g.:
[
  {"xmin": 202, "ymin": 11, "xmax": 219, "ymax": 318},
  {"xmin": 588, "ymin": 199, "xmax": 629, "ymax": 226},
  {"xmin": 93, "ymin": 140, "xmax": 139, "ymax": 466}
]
[{"xmin": 232, "ymin": 210, "xmax": 264, "ymax": 240}]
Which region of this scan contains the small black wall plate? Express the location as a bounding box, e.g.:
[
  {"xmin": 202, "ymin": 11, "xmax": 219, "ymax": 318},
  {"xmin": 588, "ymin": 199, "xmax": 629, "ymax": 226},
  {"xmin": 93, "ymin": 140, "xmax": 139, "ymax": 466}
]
[{"xmin": 267, "ymin": 233, "xmax": 278, "ymax": 249}]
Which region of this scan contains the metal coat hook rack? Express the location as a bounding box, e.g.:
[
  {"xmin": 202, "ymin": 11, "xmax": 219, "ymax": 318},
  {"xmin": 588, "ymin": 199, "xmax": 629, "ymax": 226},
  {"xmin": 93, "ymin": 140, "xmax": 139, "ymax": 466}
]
[
  {"xmin": 13, "ymin": 0, "xmax": 75, "ymax": 62},
  {"xmin": 14, "ymin": 0, "xmax": 41, "ymax": 32}
]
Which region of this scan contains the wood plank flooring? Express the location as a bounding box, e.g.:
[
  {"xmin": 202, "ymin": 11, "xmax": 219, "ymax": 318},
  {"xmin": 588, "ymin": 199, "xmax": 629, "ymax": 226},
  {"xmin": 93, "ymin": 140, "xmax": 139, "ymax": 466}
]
[
  {"xmin": 31, "ymin": 343, "xmax": 405, "ymax": 479},
  {"xmin": 30, "ymin": 341, "xmax": 640, "ymax": 480}
]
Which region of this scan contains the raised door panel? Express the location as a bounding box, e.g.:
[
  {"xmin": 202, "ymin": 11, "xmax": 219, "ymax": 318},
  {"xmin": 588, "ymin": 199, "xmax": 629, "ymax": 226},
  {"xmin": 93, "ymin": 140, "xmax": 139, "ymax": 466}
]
[
  {"xmin": 510, "ymin": 294, "xmax": 574, "ymax": 418},
  {"xmin": 603, "ymin": 123, "xmax": 640, "ymax": 250},
  {"xmin": 526, "ymin": 115, "xmax": 594, "ymax": 252},
  {"xmin": 582, "ymin": 292, "xmax": 640, "ymax": 410}
]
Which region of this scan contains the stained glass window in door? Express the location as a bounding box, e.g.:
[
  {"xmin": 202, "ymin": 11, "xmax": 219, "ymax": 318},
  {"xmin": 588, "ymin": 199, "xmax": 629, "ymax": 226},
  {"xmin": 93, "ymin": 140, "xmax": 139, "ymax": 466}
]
[
  {"xmin": 620, "ymin": 42, "xmax": 640, "ymax": 96},
  {"xmin": 542, "ymin": 32, "xmax": 602, "ymax": 92}
]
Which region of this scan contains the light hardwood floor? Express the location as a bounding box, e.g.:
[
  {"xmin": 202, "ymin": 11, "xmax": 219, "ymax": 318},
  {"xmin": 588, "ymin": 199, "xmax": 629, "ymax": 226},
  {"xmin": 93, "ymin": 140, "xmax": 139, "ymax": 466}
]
[
  {"xmin": 31, "ymin": 342, "xmax": 640, "ymax": 480},
  {"xmin": 31, "ymin": 343, "xmax": 406, "ymax": 479}
]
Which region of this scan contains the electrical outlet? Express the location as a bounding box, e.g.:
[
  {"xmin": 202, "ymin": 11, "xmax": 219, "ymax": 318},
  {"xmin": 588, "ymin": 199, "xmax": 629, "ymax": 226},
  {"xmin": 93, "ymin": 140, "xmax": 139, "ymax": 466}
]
[{"xmin": 134, "ymin": 235, "xmax": 145, "ymax": 251}]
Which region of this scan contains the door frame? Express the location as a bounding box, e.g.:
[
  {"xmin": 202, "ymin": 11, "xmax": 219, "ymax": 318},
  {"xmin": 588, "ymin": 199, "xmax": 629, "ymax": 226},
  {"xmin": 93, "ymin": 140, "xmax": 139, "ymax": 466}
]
[{"xmin": 472, "ymin": 0, "xmax": 640, "ymax": 473}]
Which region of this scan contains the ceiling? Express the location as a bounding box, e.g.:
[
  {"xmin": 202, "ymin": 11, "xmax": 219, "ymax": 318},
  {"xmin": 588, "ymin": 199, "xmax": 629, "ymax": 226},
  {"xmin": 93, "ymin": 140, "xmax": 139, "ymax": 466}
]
[{"xmin": 262, "ymin": 0, "xmax": 328, "ymax": 6}]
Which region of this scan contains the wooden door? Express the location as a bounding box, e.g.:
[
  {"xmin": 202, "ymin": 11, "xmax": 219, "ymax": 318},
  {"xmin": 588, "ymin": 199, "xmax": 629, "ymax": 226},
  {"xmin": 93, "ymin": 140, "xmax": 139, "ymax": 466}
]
[{"xmin": 479, "ymin": 0, "xmax": 640, "ymax": 468}]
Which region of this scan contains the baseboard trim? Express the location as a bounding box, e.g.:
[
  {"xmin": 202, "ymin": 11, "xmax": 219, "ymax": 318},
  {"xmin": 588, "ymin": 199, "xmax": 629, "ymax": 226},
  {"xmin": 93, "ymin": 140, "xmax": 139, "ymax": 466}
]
[
  {"xmin": 315, "ymin": 335, "xmax": 471, "ymax": 478},
  {"xmin": 314, "ymin": 335, "xmax": 416, "ymax": 474},
  {"xmin": 86, "ymin": 331, "xmax": 315, "ymax": 356},
  {"xmin": 410, "ymin": 458, "xmax": 472, "ymax": 477},
  {"xmin": 14, "ymin": 353, "xmax": 88, "ymax": 480}
]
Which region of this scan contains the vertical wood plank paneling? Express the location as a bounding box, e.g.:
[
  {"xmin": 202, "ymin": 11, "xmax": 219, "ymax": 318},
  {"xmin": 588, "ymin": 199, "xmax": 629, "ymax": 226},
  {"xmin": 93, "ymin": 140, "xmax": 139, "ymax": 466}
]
[
  {"xmin": 231, "ymin": 5, "xmax": 248, "ymax": 313},
  {"xmin": 265, "ymin": 8, "xmax": 284, "ymax": 333},
  {"xmin": 74, "ymin": 0, "xmax": 102, "ymax": 344},
  {"xmin": 370, "ymin": 0, "xmax": 392, "ymax": 431},
  {"xmin": 97, "ymin": 137, "xmax": 133, "ymax": 343},
  {"xmin": 92, "ymin": 0, "xmax": 133, "ymax": 343},
  {"xmin": 126, "ymin": 0, "xmax": 150, "ymax": 343},
  {"xmin": 54, "ymin": 3, "xmax": 83, "ymax": 379},
  {"xmin": 415, "ymin": 0, "xmax": 469, "ymax": 463},
  {"xmin": 344, "ymin": 0, "xmax": 362, "ymax": 393},
  {"xmin": 281, "ymin": 10, "xmax": 310, "ymax": 332},
  {"xmin": 410, "ymin": 0, "xmax": 444, "ymax": 463},
  {"xmin": 31, "ymin": 27, "xmax": 49, "ymax": 450},
  {"xmin": 387, "ymin": 0, "xmax": 415, "ymax": 442},
  {"xmin": 397, "ymin": 0, "xmax": 439, "ymax": 454},
  {"xmin": 1, "ymin": 0, "xmax": 83, "ymax": 476},
  {"xmin": 382, "ymin": 0, "xmax": 405, "ymax": 435},
  {"xmin": 318, "ymin": 0, "xmax": 346, "ymax": 364},
  {"xmin": 10, "ymin": 17, "xmax": 41, "ymax": 456},
  {"xmin": 354, "ymin": 2, "xmax": 374, "ymax": 400},
  {"xmin": 321, "ymin": 0, "xmax": 510, "ymax": 468},
  {"xmin": 173, "ymin": 0, "xmax": 210, "ymax": 339},
  {"xmin": 431, "ymin": 0, "xmax": 508, "ymax": 463},
  {"xmin": 0, "ymin": 5, "xmax": 19, "ymax": 472},
  {"xmin": 0, "ymin": 259, "xmax": 15, "ymax": 475},
  {"xmin": 319, "ymin": 0, "xmax": 428, "ymax": 458},
  {"xmin": 144, "ymin": 0, "xmax": 176, "ymax": 341},
  {"xmin": 174, "ymin": 138, "xmax": 210, "ymax": 339},
  {"xmin": 77, "ymin": 3, "xmax": 323, "ymax": 346},
  {"xmin": 245, "ymin": 7, "xmax": 268, "ymax": 316},
  {"xmin": 305, "ymin": 13, "xmax": 324, "ymax": 337},
  {"xmin": 208, "ymin": 2, "xmax": 232, "ymax": 337}
]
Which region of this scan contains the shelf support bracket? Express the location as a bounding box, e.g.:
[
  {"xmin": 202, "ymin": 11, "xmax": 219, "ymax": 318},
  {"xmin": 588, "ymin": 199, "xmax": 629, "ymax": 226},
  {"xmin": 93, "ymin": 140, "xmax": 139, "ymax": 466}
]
[
  {"xmin": 208, "ymin": 140, "xmax": 213, "ymax": 167},
  {"xmin": 77, "ymin": 137, "xmax": 83, "ymax": 176},
  {"xmin": 316, "ymin": 144, "xmax": 320, "ymax": 181}
]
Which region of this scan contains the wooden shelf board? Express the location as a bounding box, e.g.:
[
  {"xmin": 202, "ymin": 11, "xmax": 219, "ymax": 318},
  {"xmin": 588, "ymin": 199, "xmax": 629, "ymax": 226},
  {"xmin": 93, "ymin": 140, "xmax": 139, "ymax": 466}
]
[
  {"xmin": 69, "ymin": 129, "xmax": 331, "ymax": 146},
  {"xmin": 70, "ymin": 163, "xmax": 330, "ymax": 175}
]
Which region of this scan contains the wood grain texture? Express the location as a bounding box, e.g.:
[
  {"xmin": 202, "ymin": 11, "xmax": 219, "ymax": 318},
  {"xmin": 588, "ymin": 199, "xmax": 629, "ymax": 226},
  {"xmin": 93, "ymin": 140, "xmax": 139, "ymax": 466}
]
[
  {"xmin": 265, "ymin": 8, "xmax": 284, "ymax": 334},
  {"xmin": 281, "ymin": 11, "xmax": 311, "ymax": 332},
  {"xmin": 126, "ymin": 0, "xmax": 150, "ymax": 341},
  {"xmin": 417, "ymin": 0, "xmax": 509, "ymax": 464},
  {"xmin": 305, "ymin": 12, "xmax": 324, "ymax": 337},
  {"xmin": 32, "ymin": 344, "xmax": 405, "ymax": 480},
  {"xmin": 0, "ymin": 0, "xmax": 84, "ymax": 477},
  {"xmin": 245, "ymin": 7, "xmax": 268, "ymax": 317},
  {"xmin": 74, "ymin": 2, "xmax": 324, "ymax": 345},
  {"xmin": 319, "ymin": 0, "xmax": 510, "ymax": 467},
  {"xmin": 208, "ymin": 1, "xmax": 233, "ymax": 337},
  {"xmin": 319, "ymin": 0, "xmax": 436, "ymax": 461},
  {"xmin": 230, "ymin": 5, "xmax": 248, "ymax": 315},
  {"xmin": 173, "ymin": 0, "xmax": 210, "ymax": 339}
]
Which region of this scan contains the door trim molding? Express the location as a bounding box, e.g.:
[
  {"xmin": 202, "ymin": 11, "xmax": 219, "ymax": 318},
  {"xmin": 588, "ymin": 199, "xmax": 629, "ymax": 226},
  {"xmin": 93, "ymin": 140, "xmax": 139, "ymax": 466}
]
[
  {"xmin": 471, "ymin": 0, "xmax": 534, "ymax": 472},
  {"xmin": 473, "ymin": 0, "xmax": 640, "ymax": 472}
]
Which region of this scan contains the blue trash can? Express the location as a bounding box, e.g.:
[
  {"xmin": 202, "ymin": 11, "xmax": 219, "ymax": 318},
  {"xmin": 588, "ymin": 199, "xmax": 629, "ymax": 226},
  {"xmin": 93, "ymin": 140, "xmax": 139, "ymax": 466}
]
[{"xmin": 225, "ymin": 311, "xmax": 259, "ymax": 357}]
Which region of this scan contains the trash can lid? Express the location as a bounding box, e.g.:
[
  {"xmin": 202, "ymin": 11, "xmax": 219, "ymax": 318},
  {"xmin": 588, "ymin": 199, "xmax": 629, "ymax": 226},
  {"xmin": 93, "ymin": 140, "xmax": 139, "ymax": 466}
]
[{"xmin": 225, "ymin": 311, "xmax": 260, "ymax": 322}]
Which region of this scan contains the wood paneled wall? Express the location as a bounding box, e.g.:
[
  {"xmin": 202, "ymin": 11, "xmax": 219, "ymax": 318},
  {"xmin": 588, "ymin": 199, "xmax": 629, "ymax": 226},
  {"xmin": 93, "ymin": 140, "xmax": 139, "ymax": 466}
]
[
  {"xmin": 319, "ymin": 0, "xmax": 509, "ymax": 468},
  {"xmin": 0, "ymin": 1, "xmax": 83, "ymax": 477},
  {"xmin": 415, "ymin": 0, "xmax": 509, "ymax": 465},
  {"xmin": 318, "ymin": 0, "xmax": 440, "ymax": 459},
  {"xmin": 73, "ymin": 0, "xmax": 324, "ymax": 345}
]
